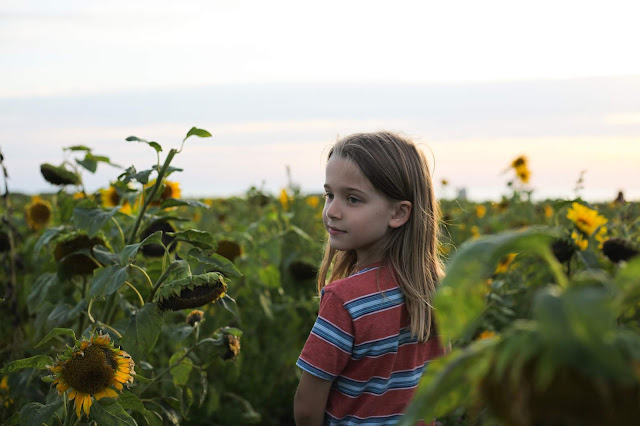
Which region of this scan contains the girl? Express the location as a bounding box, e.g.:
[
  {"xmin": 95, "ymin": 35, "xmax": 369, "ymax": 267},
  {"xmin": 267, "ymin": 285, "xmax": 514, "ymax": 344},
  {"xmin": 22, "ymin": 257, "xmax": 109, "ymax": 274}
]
[{"xmin": 294, "ymin": 131, "xmax": 445, "ymax": 426}]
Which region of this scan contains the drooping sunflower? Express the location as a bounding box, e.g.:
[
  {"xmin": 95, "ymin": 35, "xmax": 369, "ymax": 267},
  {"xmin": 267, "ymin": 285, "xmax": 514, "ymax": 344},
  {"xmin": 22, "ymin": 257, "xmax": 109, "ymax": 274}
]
[
  {"xmin": 49, "ymin": 333, "xmax": 135, "ymax": 419},
  {"xmin": 566, "ymin": 202, "xmax": 608, "ymax": 236},
  {"xmin": 25, "ymin": 196, "xmax": 52, "ymax": 231}
]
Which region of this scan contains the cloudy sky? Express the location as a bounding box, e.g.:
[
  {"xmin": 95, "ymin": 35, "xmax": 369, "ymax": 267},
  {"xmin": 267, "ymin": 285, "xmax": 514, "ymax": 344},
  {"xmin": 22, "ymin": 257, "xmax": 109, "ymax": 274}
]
[{"xmin": 2, "ymin": 0, "xmax": 639, "ymax": 201}]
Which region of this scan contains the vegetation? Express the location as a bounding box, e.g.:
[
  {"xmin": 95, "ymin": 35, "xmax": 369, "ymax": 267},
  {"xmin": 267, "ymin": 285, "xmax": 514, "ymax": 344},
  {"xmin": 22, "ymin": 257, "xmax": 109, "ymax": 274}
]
[{"xmin": 0, "ymin": 137, "xmax": 638, "ymax": 425}]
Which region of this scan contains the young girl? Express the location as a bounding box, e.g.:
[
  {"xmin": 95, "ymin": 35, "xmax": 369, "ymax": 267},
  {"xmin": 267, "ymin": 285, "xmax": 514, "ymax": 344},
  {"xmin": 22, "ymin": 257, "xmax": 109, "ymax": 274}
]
[{"xmin": 294, "ymin": 131, "xmax": 445, "ymax": 425}]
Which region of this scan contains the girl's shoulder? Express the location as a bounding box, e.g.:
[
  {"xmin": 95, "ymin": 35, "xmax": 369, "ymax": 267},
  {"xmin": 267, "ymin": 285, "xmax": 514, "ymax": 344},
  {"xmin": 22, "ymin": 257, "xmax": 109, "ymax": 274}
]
[{"xmin": 324, "ymin": 265, "xmax": 397, "ymax": 301}]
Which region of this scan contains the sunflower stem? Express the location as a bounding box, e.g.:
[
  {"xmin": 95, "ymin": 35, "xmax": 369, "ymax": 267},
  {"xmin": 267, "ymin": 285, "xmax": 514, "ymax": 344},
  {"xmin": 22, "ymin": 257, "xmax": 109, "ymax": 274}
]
[
  {"xmin": 127, "ymin": 148, "xmax": 177, "ymax": 245},
  {"xmin": 130, "ymin": 264, "xmax": 153, "ymax": 289},
  {"xmin": 110, "ymin": 216, "xmax": 126, "ymax": 249},
  {"xmin": 96, "ymin": 321, "xmax": 123, "ymax": 338},
  {"xmin": 124, "ymin": 281, "xmax": 145, "ymax": 307}
]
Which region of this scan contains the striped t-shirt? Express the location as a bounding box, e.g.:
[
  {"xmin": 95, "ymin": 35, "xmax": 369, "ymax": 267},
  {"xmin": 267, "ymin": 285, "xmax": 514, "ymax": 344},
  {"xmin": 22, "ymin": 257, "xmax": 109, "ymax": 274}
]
[{"xmin": 296, "ymin": 264, "xmax": 444, "ymax": 425}]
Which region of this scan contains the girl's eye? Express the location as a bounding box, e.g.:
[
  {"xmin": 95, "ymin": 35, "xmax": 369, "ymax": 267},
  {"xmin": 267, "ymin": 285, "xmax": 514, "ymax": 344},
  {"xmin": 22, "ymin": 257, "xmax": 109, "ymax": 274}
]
[
  {"xmin": 347, "ymin": 196, "xmax": 360, "ymax": 204},
  {"xmin": 323, "ymin": 192, "xmax": 334, "ymax": 200}
]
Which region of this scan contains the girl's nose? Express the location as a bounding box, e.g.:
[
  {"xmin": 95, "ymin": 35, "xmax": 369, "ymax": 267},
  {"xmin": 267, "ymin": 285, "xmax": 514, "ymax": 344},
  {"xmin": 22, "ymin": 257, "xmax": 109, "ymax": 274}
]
[{"xmin": 325, "ymin": 200, "xmax": 341, "ymax": 220}]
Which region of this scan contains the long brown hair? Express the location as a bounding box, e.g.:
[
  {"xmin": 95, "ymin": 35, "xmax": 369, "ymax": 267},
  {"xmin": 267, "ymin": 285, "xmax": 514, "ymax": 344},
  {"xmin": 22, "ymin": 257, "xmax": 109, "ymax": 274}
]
[{"xmin": 317, "ymin": 131, "xmax": 443, "ymax": 342}]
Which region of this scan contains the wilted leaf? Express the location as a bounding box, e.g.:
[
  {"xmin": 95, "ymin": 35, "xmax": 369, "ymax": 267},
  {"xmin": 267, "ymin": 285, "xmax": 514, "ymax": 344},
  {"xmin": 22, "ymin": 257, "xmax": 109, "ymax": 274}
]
[{"xmin": 2, "ymin": 355, "xmax": 53, "ymax": 374}]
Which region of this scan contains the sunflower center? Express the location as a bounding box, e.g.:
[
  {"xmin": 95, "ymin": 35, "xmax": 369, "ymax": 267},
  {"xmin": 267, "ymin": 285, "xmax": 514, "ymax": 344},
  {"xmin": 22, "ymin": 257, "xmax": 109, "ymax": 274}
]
[
  {"xmin": 109, "ymin": 189, "xmax": 121, "ymax": 206},
  {"xmin": 61, "ymin": 345, "xmax": 116, "ymax": 394},
  {"xmin": 31, "ymin": 204, "xmax": 51, "ymax": 223}
]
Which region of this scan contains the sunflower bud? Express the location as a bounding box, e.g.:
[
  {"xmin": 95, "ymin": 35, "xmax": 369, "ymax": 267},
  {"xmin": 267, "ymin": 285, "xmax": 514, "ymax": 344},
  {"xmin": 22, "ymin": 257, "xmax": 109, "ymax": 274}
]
[
  {"xmin": 602, "ymin": 238, "xmax": 639, "ymax": 263},
  {"xmin": 40, "ymin": 163, "xmax": 80, "ymax": 186},
  {"xmin": 222, "ymin": 334, "xmax": 241, "ymax": 360},
  {"xmin": 186, "ymin": 309, "xmax": 204, "ymax": 326}
]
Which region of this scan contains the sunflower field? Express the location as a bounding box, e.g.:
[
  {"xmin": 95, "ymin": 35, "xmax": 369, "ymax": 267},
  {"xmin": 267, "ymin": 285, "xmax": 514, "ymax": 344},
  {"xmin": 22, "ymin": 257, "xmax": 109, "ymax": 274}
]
[{"xmin": 1, "ymin": 131, "xmax": 639, "ymax": 426}]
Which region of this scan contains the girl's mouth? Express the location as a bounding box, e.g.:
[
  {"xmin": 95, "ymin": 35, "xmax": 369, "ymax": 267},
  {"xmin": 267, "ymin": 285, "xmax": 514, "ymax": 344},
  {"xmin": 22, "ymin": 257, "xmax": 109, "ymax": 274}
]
[{"xmin": 327, "ymin": 226, "xmax": 346, "ymax": 235}]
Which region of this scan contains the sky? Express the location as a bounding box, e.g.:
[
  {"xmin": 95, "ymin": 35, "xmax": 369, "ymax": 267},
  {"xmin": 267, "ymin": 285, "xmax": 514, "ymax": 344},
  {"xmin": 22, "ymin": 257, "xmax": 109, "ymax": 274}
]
[{"xmin": 1, "ymin": 0, "xmax": 639, "ymax": 201}]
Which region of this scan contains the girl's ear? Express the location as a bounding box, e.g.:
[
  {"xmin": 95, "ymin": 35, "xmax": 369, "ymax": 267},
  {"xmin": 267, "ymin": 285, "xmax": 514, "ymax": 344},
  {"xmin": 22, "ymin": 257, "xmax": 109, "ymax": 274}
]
[{"xmin": 389, "ymin": 201, "xmax": 412, "ymax": 229}]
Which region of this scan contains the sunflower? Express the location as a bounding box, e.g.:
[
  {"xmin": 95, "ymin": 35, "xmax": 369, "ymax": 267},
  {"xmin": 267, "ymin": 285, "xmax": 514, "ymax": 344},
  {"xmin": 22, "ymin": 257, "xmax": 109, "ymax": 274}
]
[
  {"xmin": 515, "ymin": 164, "xmax": 531, "ymax": 184},
  {"xmin": 305, "ymin": 195, "xmax": 320, "ymax": 209},
  {"xmin": 571, "ymin": 230, "xmax": 589, "ymax": 251},
  {"xmin": 495, "ymin": 253, "xmax": 517, "ymax": 274},
  {"xmin": 100, "ymin": 185, "xmax": 132, "ymax": 214},
  {"xmin": 477, "ymin": 330, "xmax": 497, "ymax": 341},
  {"xmin": 222, "ymin": 334, "xmax": 241, "ymax": 360},
  {"xmin": 511, "ymin": 156, "xmax": 527, "ymax": 169},
  {"xmin": 543, "ymin": 204, "xmax": 554, "ymax": 219},
  {"xmin": 40, "ymin": 163, "xmax": 80, "ymax": 186},
  {"xmin": 49, "ymin": 333, "xmax": 135, "ymax": 419},
  {"xmin": 25, "ymin": 196, "xmax": 52, "ymax": 231},
  {"xmin": 566, "ymin": 202, "xmax": 607, "ymax": 236},
  {"xmin": 475, "ymin": 204, "xmax": 486, "ymax": 218},
  {"xmin": 279, "ymin": 189, "xmax": 290, "ymax": 210},
  {"xmin": 186, "ymin": 309, "xmax": 205, "ymax": 326},
  {"xmin": 215, "ymin": 240, "xmax": 242, "ymax": 262}
]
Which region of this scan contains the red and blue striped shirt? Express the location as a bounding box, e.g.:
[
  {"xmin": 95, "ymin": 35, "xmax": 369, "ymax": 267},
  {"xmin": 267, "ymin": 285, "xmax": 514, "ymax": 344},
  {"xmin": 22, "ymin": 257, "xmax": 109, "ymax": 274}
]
[{"xmin": 297, "ymin": 264, "xmax": 444, "ymax": 425}]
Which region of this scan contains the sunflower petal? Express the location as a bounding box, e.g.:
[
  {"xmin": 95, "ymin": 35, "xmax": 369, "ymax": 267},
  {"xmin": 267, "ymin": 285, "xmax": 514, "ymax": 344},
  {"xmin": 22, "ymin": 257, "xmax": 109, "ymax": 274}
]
[
  {"xmin": 82, "ymin": 394, "xmax": 92, "ymax": 416},
  {"xmin": 75, "ymin": 396, "xmax": 83, "ymax": 419},
  {"xmin": 68, "ymin": 389, "xmax": 77, "ymax": 400}
]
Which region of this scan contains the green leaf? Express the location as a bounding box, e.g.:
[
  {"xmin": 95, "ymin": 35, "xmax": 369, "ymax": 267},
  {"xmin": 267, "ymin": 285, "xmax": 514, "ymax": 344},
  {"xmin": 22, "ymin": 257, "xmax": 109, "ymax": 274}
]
[
  {"xmin": 435, "ymin": 227, "xmax": 559, "ymax": 341},
  {"xmin": 2, "ymin": 355, "xmax": 53, "ymax": 374},
  {"xmin": 90, "ymin": 265, "xmax": 129, "ymax": 297},
  {"xmin": 73, "ymin": 206, "xmax": 119, "ymax": 237},
  {"xmin": 90, "ymin": 399, "xmax": 137, "ymax": 426},
  {"xmin": 160, "ymin": 198, "xmax": 210, "ymax": 209},
  {"xmin": 34, "ymin": 327, "xmax": 77, "ymax": 348},
  {"xmin": 118, "ymin": 166, "xmax": 154, "ymax": 185},
  {"xmin": 76, "ymin": 156, "xmax": 97, "ymax": 173},
  {"xmin": 4, "ymin": 412, "xmax": 19, "ymax": 425},
  {"xmin": 118, "ymin": 391, "xmax": 147, "ymax": 415},
  {"xmin": 121, "ymin": 303, "xmax": 163, "ymax": 361},
  {"xmin": 19, "ymin": 400, "xmax": 63, "ymax": 426},
  {"xmin": 169, "ymin": 350, "xmax": 193, "ymax": 386},
  {"xmin": 184, "ymin": 127, "xmax": 212, "ymax": 141},
  {"xmin": 64, "ymin": 145, "xmax": 91, "ymax": 151},
  {"xmin": 126, "ymin": 136, "xmax": 163, "ymax": 153},
  {"xmin": 119, "ymin": 231, "xmax": 164, "ymax": 264},
  {"xmin": 27, "ymin": 273, "xmax": 59, "ymax": 308},
  {"xmin": 400, "ymin": 342, "xmax": 495, "ymax": 426},
  {"xmin": 188, "ymin": 248, "xmax": 242, "ymax": 278},
  {"xmin": 33, "ymin": 226, "xmax": 66, "ymax": 259},
  {"xmin": 92, "ymin": 245, "xmax": 120, "ymax": 266},
  {"xmin": 168, "ymin": 229, "xmax": 215, "ymax": 249}
]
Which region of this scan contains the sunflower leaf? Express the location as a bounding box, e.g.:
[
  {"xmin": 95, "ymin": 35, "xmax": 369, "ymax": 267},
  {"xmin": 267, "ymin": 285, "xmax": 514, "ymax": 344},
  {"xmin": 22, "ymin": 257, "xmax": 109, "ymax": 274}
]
[
  {"xmin": 167, "ymin": 229, "xmax": 215, "ymax": 249},
  {"xmin": 33, "ymin": 226, "xmax": 66, "ymax": 259},
  {"xmin": 184, "ymin": 127, "xmax": 212, "ymax": 142},
  {"xmin": 91, "ymin": 399, "xmax": 137, "ymax": 426},
  {"xmin": 169, "ymin": 350, "xmax": 193, "ymax": 386},
  {"xmin": 121, "ymin": 303, "xmax": 163, "ymax": 361},
  {"xmin": 118, "ymin": 391, "xmax": 147, "ymax": 416},
  {"xmin": 90, "ymin": 265, "xmax": 129, "ymax": 297},
  {"xmin": 19, "ymin": 400, "xmax": 63, "ymax": 426},
  {"xmin": 1, "ymin": 355, "xmax": 53, "ymax": 374},
  {"xmin": 72, "ymin": 206, "xmax": 119, "ymax": 237},
  {"xmin": 160, "ymin": 198, "xmax": 209, "ymax": 209},
  {"xmin": 119, "ymin": 231, "xmax": 164, "ymax": 264},
  {"xmin": 34, "ymin": 327, "xmax": 77, "ymax": 348},
  {"xmin": 187, "ymin": 248, "xmax": 242, "ymax": 278},
  {"xmin": 126, "ymin": 136, "xmax": 163, "ymax": 153},
  {"xmin": 64, "ymin": 145, "xmax": 91, "ymax": 151}
]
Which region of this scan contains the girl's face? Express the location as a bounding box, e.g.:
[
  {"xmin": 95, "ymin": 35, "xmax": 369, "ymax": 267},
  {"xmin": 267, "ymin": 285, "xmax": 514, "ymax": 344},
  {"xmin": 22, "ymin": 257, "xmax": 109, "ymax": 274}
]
[{"xmin": 323, "ymin": 156, "xmax": 399, "ymax": 267}]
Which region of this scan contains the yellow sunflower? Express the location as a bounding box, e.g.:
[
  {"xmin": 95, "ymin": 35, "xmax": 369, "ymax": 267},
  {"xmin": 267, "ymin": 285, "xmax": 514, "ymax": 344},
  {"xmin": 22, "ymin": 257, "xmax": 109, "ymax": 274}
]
[
  {"xmin": 25, "ymin": 196, "xmax": 52, "ymax": 231},
  {"xmin": 495, "ymin": 253, "xmax": 517, "ymax": 274},
  {"xmin": 161, "ymin": 180, "xmax": 181, "ymax": 200},
  {"xmin": 475, "ymin": 204, "xmax": 486, "ymax": 218},
  {"xmin": 279, "ymin": 189, "xmax": 290, "ymax": 210},
  {"xmin": 571, "ymin": 230, "xmax": 589, "ymax": 251},
  {"xmin": 566, "ymin": 202, "xmax": 607, "ymax": 236},
  {"xmin": 515, "ymin": 164, "xmax": 531, "ymax": 184},
  {"xmin": 306, "ymin": 195, "xmax": 320, "ymax": 209},
  {"xmin": 100, "ymin": 185, "xmax": 132, "ymax": 214},
  {"xmin": 49, "ymin": 333, "xmax": 135, "ymax": 419},
  {"xmin": 543, "ymin": 204, "xmax": 554, "ymax": 218}
]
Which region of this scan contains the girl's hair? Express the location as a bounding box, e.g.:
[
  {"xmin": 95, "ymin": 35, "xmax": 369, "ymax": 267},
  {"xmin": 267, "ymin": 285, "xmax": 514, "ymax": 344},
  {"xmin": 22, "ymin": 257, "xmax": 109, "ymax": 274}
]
[{"xmin": 317, "ymin": 131, "xmax": 444, "ymax": 342}]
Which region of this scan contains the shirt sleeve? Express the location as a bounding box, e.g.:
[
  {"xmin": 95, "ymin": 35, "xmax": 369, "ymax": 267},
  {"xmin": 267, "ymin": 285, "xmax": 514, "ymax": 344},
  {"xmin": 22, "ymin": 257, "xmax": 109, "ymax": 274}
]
[{"xmin": 296, "ymin": 288, "xmax": 354, "ymax": 381}]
